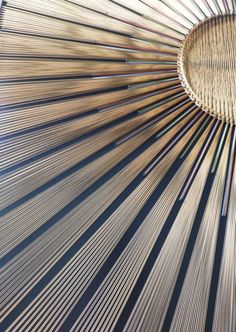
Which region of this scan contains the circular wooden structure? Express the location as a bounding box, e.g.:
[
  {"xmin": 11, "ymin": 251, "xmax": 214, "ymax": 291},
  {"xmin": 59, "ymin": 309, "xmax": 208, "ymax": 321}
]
[{"xmin": 178, "ymin": 14, "xmax": 236, "ymax": 124}]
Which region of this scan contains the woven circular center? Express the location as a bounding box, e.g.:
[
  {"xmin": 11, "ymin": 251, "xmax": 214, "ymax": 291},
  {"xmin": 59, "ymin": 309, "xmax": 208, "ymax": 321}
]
[{"xmin": 178, "ymin": 15, "xmax": 236, "ymax": 124}]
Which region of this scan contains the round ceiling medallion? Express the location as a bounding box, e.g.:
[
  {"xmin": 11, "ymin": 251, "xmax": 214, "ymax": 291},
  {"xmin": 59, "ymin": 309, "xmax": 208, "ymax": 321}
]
[{"xmin": 178, "ymin": 14, "xmax": 236, "ymax": 124}]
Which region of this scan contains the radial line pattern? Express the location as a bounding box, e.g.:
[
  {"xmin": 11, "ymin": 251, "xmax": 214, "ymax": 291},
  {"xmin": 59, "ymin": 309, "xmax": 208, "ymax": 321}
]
[{"xmin": 0, "ymin": 1, "xmax": 235, "ymax": 331}]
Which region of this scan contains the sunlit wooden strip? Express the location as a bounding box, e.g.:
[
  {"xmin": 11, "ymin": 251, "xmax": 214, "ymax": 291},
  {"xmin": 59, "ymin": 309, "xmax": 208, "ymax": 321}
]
[
  {"xmin": 0, "ymin": 58, "xmax": 176, "ymax": 79},
  {"xmin": 212, "ymin": 145, "xmax": 236, "ymax": 332},
  {"xmin": 0, "ymin": 77, "xmax": 178, "ymax": 106},
  {"xmin": 0, "ymin": 77, "xmax": 178, "ymax": 135},
  {"xmin": 221, "ymin": 126, "xmax": 236, "ymax": 216}
]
